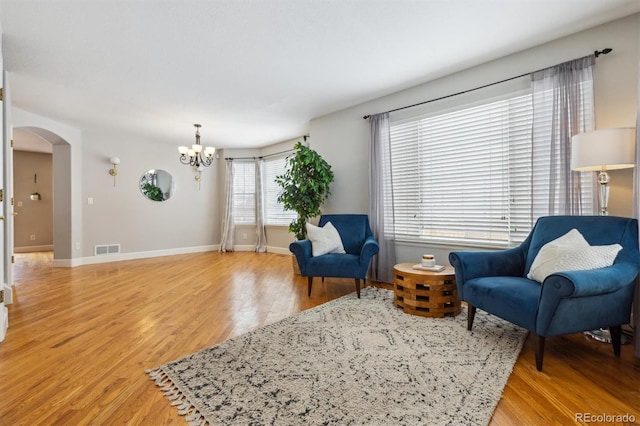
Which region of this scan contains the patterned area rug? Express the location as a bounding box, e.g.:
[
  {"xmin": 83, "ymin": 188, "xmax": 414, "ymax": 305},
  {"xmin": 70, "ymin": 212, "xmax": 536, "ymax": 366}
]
[{"xmin": 147, "ymin": 288, "xmax": 527, "ymax": 425}]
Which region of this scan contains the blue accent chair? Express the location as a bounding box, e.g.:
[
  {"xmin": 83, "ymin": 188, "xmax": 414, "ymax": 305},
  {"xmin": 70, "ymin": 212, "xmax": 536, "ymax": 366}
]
[
  {"xmin": 449, "ymin": 215, "xmax": 639, "ymax": 371},
  {"xmin": 289, "ymin": 214, "xmax": 379, "ymax": 298}
]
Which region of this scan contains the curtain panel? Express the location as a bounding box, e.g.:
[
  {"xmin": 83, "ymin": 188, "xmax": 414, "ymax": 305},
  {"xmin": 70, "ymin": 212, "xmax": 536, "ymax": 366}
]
[
  {"xmin": 219, "ymin": 159, "xmax": 235, "ymax": 252},
  {"xmin": 530, "ymin": 55, "xmax": 596, "ymax": 217},
  {"xmin": 368, "ymin": 112, "xmax": 396, "ymax": 283},
  {"xmin": 255, "ymin": 159, "xmax": 268, "ymax": 252},
  {"xmin": 633, "ymin": 53, "xmax": 640, "ymax": 358}
]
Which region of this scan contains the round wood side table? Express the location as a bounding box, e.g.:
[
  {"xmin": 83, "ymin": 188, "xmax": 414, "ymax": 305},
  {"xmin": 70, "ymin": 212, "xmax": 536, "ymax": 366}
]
[{"xmin": 393, "ymin": 263, "xmax": 461, "ymax": 318}]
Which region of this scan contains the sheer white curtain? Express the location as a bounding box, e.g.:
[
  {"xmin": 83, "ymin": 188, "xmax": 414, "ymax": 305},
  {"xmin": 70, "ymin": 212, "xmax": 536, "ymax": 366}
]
[
  {"xmin": 219, "ymin": 159, "xmax": 235, "ymax": 252},
  {"xmin": 255, "ymin": 159, "xmax": 267, "ymax": 252},
  {"xmin": 369, "ymin": 112, "xmax": 396, "ymax": 283},
  {"xmin": 531, "ymin": 55, "xmax": 596, "ymax": 216}
]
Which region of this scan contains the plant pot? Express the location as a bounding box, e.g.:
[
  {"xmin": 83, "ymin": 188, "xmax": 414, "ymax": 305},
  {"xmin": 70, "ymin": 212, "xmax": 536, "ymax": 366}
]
[{"xmin": 292, "ymin": 256, "xmax": 301, "ymax": 275}]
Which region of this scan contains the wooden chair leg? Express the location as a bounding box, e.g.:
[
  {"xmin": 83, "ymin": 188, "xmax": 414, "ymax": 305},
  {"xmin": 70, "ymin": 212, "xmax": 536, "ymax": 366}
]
[
  {"xmin": 467, "ymin": 304, "xmax": 476, "ymax": 331},
  {"xmin": 354, "ymin": 278, "xmax": 361, "ymax": 298},
  {"xmin": 534, "ymin": 333, "xmax": 545, "ymax": 371},
  {"xmin": 307, "ymin": 276, "xmax": 313, "ymax": 297},
  {"xmin": 610, "ymin": 325, "xmax": 622, "ymax": 357}
]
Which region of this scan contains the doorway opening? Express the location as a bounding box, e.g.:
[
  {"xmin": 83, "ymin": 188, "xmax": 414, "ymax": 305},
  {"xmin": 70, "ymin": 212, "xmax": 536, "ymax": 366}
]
[{"xmin": 12, "ymin": 127, "xmax": 71, "ymax": 266}]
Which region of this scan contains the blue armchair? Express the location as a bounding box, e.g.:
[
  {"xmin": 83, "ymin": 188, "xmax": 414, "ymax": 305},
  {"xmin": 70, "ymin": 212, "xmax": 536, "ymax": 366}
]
[
  {"xmin": 289, "ymin": 214, "xmax": 379, "ymax": 298},
  {"xmin": 449, "ymin": 215, "xmax": 639, "ymax": 371}
]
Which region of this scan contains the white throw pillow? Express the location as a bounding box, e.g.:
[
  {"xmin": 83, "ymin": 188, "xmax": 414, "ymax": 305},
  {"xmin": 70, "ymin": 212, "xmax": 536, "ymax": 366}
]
[
  {"xmin": 527, "ymin": 228, "xmax": 622, "ymax": 283},
  {"xmin": 306, "ymin": 221, "xmax": 346, "ymax": 257}
]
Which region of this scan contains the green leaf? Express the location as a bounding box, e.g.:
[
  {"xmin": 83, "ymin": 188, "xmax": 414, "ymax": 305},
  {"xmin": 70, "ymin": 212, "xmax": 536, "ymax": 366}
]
[{"xmin": 275, "ymin": 141, "xmax": 334, "ymax": 240}]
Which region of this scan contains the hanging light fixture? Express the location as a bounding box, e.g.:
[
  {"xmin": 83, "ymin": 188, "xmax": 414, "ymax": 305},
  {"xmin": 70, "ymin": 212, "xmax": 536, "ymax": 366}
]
[{"xmin": 178, "ymin": 124, "xmax": 216, "ymax": 167}]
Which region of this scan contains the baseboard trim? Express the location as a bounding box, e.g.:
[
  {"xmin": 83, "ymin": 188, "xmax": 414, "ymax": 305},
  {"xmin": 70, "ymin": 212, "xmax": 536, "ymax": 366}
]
[
  {"xmin": 15, "ymin": 245, "xmax": 54, "ymax": 253},
  {"xmin": 267, "ymin": 246, "xmax": 292, "ymax": 256},
  {"xmin": 0, "ymin": 305, "xmax": 7, "ymax": 343},
  {"xmin": 232, "ymin": 245, "xmax": 256, "ymax": 252},
  {"xmin": 52, "ymin": 245, "xmax": 221, "ymax": 267}
]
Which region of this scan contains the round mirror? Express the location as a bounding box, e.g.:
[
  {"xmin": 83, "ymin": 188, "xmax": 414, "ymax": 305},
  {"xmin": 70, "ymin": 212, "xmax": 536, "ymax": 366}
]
[{"xmin": 140, "ymin": 169, "xmax": 176, "ymax": 202}]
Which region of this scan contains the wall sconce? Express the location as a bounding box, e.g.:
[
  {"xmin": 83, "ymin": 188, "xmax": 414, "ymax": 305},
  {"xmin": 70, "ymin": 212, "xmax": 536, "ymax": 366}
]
[
  {"xmin": 30, "ymin": 173, "xmax": 41, "ymax": 200},
  {"xmin": 109, "ymin": 157, "xmax": 120, "ymax": 187},
  {"xmin": 195, "ymin": 165, "xmax": 204, "ymax": 190}
]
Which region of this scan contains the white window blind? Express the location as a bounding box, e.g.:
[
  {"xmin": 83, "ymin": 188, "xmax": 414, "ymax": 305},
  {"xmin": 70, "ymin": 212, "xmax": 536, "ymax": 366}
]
[
  {"xmin": 388, "ymin": 85, "xmax": 593, "ymax": 247},
  {"xmin": 263, "ymin": 156, "xmax": 297, "ymax": 226},
  {"xmin": 233, "ymin": 161, "xmax": 256, "ymax": 225}
]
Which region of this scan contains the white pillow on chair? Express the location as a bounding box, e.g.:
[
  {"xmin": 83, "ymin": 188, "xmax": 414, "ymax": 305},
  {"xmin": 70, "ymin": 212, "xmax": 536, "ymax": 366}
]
[
  {"xmin": 527, "ymin": 228, "xmax": 622, "ymax": 283},
  {"xmin": 306, "ymin": 221, "xmax": 346, "ymax": 257}
]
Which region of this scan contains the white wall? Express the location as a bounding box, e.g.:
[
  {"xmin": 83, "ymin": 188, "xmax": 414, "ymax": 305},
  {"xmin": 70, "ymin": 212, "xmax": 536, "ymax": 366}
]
[
  {"xmin": 12, "ymin": 107, "xmax": 83, "ymax": 264},
  {"xmin": 308, "ymin": 14, "xmax": 640, "ymax": 265},
  {"xmin": 81, "ymin": 128, "xmax": 220, "ymax": 258}
]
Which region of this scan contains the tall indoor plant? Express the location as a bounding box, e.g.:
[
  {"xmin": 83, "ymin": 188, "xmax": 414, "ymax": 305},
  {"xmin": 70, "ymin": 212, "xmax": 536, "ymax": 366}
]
[{"xmin": 275, "ymin": 141, "xmax": 334, "ymax": 240}]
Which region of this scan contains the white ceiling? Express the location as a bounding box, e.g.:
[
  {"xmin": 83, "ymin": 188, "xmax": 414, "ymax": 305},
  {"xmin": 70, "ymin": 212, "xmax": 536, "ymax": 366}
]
[{"xmin": 1, "ymin": 0, "xmax": 639, "ymax": 150}]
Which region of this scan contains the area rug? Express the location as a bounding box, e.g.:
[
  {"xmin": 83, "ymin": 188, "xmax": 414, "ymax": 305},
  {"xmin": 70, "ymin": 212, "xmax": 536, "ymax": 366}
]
[{"xmin": 147, "ymin": 287, "xmax": 527, "ymax": 425}]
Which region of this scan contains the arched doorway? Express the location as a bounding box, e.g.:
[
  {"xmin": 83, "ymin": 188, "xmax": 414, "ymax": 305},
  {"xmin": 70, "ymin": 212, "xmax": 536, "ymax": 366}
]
[{"xmin": 13, "ymin": 126, "xmax": 72, "ymax": 264}]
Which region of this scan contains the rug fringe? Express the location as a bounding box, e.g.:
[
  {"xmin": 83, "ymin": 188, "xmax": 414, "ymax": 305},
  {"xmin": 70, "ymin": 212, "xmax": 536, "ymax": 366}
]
[{"xmin": 146, "ymin": 367, "xmax": 209, "ymax": 426}]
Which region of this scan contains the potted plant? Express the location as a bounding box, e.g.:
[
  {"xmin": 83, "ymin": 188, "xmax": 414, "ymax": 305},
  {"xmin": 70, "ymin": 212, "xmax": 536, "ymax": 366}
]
[
  {"xmin": 275, "ymin": 141, "xmax": 334, "ymax": 241},
  {"xmin": 141, "ymin": 183, "xmax": 164, "ymax": 201}
]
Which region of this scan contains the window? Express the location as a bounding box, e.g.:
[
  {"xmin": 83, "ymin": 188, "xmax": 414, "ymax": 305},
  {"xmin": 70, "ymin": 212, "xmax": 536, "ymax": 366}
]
[
  {"xmin": 387, "ymin": 86, "xmax": 593, "ymax": 247},
  {"xmin": 263, "ymin": 156, "xmax": 297, "ymax": 226},
  {"xmin": 233, "ymin": 161, "xmax": 256, "ymax": 225}
]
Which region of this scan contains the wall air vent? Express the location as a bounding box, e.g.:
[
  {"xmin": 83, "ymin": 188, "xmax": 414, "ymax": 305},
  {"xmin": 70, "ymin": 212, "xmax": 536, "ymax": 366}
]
[{"xmin": 94, "ymin": 244, "xmax": 121, "ymax": 256}]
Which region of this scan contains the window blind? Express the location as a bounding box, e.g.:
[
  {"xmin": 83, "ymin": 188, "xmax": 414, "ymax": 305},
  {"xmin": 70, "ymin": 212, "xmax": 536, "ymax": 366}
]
[
  {"xmin": 233, "ymin": 161, "xmax": 256, "ymax": 225},
  {"xmin": 388, "ymin": 84, "xmax": 593, "ymax": 247},
  {"xmin": 263, "ymin": 156, "xmax": 297, "ymax": 226}
]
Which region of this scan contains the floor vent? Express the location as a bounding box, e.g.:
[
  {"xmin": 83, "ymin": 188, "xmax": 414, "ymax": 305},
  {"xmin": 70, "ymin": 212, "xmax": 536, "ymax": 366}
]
[{"xmin": 94, "ymin": 244, "xmax": 121, "ymax": 256}]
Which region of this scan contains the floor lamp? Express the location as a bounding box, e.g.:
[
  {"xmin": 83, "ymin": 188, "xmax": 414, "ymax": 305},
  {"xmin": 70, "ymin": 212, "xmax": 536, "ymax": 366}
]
[{"xmin": 571, "ymin": 127, "xmax": 636, "ymax": 343}]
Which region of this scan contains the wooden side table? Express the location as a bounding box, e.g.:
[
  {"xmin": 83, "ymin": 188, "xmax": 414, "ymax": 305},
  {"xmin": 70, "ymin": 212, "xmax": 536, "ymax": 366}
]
[{"xmin": 393, "ymin": 263, "xmax": 461, "ymax": 318}]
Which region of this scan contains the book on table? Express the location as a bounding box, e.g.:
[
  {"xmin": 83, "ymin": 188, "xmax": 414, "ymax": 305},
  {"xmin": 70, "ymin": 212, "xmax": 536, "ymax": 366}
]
[{"xmin": 412, "ymin": 264, "xmax": 446, "ymax": 272}]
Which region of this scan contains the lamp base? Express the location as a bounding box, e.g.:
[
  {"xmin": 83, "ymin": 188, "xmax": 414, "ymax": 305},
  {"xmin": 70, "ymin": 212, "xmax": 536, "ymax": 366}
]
[
  {"xmin": 584, "ymin": 328, "xmax": 631, "ymax": 344},
  {"xmin": 598, "ymin": 170, "xmax": 610, "ymax": 216}
]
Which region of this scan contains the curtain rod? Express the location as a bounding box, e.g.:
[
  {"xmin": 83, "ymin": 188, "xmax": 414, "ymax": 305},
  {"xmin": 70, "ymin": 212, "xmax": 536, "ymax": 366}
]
[
  {"xmin": 362, "ymin": 48, "xmax": 612, "ymax": 120},
  {"xmin": 225, "ymin": 148, "xmax": 294, "ymax": 161},
  {"xmin": 225, "ymin": 135, "xmax": 308, "ymax": 161}
]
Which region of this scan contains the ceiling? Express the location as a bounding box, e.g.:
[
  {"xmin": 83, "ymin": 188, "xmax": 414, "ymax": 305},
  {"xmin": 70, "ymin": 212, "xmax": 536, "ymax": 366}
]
[{"xmin": 1, "ymin": 0, "xmax": 639, "ymax": 151}]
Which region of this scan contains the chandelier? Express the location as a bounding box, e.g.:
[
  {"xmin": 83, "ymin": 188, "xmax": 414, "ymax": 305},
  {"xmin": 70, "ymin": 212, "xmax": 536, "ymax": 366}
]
[{"xmin": 178, "ymin": 124, "xmax": 216, "ymax": 167}]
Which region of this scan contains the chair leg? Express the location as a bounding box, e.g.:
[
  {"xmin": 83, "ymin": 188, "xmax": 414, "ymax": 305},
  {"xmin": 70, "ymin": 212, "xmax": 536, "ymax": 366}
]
[
  {"xmin": 610, "ymin": 325, "xmax": 622, "ymax": 357},
  {"xmin": 467, "ymin": 304, "xmax": 476, "ymax": 331},
  {"xmin": 354, "ymin": 278, "xmax": 361, "ymax": 298},
  {"xmin": 307, "ymin": 276, "xmax": 313, "ymax": 297},
  {"xmin": 534, "ymin": 333, "xmax": 545, "ymax": 372}
]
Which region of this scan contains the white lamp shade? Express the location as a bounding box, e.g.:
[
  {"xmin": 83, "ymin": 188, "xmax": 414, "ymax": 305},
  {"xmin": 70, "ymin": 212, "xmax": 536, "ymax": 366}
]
[
  {"xmin": 571, "ymin": 127, "xmax": 636, "ymax": 171},
  {"xmin": 178, "ymin": 146, "xmax": 189, "ymax": 155},
  {"xmin": 187, "ymin": 149, "xmax": 195, "ymax": 157},
  {"xmin": 204, "ymin": 147, "xmax": 216, "ymax": 157},
  {"xmin": 192, "ymin": 144, "xmax": 203, "ymax": 153},
  {"xmin": 109, "ymin": 156, "xmax": 120, "ymax": 165}
]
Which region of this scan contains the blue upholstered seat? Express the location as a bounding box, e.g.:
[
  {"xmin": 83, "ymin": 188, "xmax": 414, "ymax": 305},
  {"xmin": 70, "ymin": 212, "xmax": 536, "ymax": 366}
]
[
  {"xmin": 289, "ymin": 214, "xmax": 379, "ymax": 298},
  {"xmin": 449, "ymin": 215, "xmax": 639, "ymax": 371}
]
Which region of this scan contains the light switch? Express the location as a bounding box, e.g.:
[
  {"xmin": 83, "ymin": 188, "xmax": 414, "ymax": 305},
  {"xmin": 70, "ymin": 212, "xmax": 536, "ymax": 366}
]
[
  {"xmin": 17, "ymin": 201, "xmax": 22, "ymax": 207},
  {"xmin": 88, "ymin": 197, "xmax": 94, "ymax": 205}
]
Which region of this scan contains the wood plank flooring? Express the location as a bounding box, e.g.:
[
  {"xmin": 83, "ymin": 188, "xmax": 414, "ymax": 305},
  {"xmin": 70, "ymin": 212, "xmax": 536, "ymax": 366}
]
[{"xmin": 1, "ymin": 251, "xmax": 638, "ymax": 425}]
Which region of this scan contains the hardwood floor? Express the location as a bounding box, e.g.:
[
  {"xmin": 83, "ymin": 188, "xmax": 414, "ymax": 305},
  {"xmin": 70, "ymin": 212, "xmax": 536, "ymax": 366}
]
[{"xmin": 1, "ymin": 251, "xmax": 638, "ymax": 425}]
